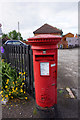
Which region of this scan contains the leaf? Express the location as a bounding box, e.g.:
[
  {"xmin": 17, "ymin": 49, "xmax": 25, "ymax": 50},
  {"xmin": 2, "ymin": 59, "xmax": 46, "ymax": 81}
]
[
  {"xmin": 3, "ymin": 73, "xmax": 12, "ymax": 79},
  {"xmin": 59, "ymin": 90, "xmax": 63, "ymax": 94},
  {"xmin": 33, "ymin": 108, "xmax": 37, "ymax": 115}
]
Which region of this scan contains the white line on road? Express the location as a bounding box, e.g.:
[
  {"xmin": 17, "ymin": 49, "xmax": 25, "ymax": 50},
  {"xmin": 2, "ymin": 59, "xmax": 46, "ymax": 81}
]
[{"xmin": 66, "ymin": 87, "xmax": 75, "ymax": 99}]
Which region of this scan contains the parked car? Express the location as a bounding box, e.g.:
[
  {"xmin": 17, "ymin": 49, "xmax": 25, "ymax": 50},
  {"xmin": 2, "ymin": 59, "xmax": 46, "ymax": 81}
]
[{"xmin": 4, "ymin": 40, "xmax": 27, "ymax": 46}]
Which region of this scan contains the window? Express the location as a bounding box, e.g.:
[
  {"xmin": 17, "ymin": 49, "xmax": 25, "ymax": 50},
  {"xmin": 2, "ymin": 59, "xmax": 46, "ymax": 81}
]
[
  {"xmin": 69, "ymin": 40, "xmax": 71, "ymax": 43},
  {"xmin": 7, "ymin": 41, "xmax": 13, "ymax": 44},
  {"xmin": 13, "ymin": 41, "xmax": 21, "ymax": 45}
]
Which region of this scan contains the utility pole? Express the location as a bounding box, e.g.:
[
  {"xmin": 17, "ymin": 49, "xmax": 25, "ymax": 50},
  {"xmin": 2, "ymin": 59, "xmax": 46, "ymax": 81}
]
[
  {"xmin": 18, "ymin": 21, "xmax": 20, "ymax": 40},
  {"xmin": 18, "ymin": 21, "xmax": 19, "ymax": 33}
]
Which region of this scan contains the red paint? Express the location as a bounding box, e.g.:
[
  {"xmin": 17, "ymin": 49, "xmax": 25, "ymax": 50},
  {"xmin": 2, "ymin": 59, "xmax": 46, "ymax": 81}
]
[{"xmin": 28, "ymin": 34, "xmax": 61, "ymax": 108}]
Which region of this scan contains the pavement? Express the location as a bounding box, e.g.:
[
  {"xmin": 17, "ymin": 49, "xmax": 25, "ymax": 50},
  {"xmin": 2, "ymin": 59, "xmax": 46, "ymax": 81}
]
[
  {"xmin": 1, "ymin": 48, "xmax": 79, "ymax": 119},
  {"xmin": 1, "ymin": 88, "xmax": 79, "ymax": 119}
]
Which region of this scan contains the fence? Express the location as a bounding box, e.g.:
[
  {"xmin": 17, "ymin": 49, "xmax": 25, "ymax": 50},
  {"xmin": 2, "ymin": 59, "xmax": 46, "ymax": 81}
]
[{"xmin": 3, "ymin": 44, "xmax": 34, "ymax": 97}]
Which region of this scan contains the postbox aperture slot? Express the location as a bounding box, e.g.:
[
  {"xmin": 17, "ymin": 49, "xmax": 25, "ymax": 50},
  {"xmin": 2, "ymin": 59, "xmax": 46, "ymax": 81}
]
[{"xmin": 35, "ymin": 55, "xmax": 54, "ymax": 61}]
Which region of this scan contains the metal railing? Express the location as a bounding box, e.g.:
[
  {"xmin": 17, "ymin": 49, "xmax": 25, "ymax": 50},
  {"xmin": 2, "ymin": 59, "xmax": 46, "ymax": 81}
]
[{"xmin": 3, "ymin": 44, "xmax": 34, "ymax": 97}]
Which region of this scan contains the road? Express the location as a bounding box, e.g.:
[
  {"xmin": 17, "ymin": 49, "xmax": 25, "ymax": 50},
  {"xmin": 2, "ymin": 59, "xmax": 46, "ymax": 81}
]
[
  {"xmin": 57, "ymin": 48, "xmax": 78, "ymax": 89},
  {"xmin": 57, "ymin": 48, "xmax": 78, "ymax": 119}
]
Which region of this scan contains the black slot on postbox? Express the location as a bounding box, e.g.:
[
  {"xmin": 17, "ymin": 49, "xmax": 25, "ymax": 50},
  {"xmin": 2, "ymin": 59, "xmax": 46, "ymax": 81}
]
[{"xmin": 35, "ymin": 55, "xmax": 55, "ymax": 61}]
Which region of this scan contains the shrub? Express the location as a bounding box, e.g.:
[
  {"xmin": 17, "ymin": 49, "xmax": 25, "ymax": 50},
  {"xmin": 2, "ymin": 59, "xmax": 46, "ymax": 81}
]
[{"xmin": 0, "ymin": 60, "xmax": 28, "ymax": 101}]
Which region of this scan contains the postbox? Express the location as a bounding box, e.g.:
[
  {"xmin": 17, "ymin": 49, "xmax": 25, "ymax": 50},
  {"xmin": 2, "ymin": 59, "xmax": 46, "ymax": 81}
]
[{"xmin": 28, "ymin": 34, "xmax": 61, "ymax": 108}]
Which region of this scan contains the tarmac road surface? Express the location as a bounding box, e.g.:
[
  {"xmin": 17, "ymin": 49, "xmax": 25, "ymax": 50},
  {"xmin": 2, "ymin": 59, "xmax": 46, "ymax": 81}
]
[{"xmin": 57, "ymin": 48, "xmax": 78, "ymax": 89}]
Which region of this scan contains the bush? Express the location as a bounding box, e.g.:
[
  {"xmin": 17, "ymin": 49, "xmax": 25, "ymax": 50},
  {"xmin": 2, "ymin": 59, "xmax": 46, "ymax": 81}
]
[{"xmin": 0, "ymin": 60, "xmax": 28, "ymax": 101}]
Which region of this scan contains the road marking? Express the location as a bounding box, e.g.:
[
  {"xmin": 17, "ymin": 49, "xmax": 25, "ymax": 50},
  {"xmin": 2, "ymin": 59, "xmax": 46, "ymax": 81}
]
[{"xmin": 66, "ymin": 87, "xmax": 75, "ymax": 98}]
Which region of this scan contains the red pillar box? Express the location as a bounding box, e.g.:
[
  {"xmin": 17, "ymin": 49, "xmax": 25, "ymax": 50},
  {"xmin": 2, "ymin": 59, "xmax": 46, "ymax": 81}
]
[{"xmin": 28, "ymin": 34, "xmax": 61, "ymax": 108}]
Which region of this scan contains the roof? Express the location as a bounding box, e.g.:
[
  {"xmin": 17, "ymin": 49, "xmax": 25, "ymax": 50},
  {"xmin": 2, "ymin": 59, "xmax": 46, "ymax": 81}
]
[
  {"xmin": 33, "ymin": 23, "xmax": 63, "ymax": 34},
  {"xmin": 63, "ymin": 32, "xmax": 74, "ymax": 37}
]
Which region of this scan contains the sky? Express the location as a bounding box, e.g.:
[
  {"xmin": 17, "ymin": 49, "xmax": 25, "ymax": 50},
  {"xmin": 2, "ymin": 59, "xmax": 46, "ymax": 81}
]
[{"xmin": 0, "ymin": 1, "xmax": 79, "ymax": 39}]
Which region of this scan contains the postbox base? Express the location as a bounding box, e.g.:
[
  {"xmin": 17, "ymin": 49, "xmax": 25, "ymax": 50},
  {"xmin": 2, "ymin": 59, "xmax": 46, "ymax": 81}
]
[{"xmin": 35, "ymin": 103, "xmax": 57, "ymax": 118}]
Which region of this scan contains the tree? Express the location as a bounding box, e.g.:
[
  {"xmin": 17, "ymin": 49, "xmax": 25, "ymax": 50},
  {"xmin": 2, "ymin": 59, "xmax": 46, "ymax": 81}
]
[
  {"xmin": 2, "ymin": 34, "xmax": 10, "ymax": 44},
  {"xmin": 2, "ymin": 34, "xmax": 9, "ymax": 39},
  {"xmin": 2, "ymin": 30, "xmax": 23, "ymax": 44},
  {"xmin": 8, "ymin": 30, "xmax": 23, "ymax": 40}
]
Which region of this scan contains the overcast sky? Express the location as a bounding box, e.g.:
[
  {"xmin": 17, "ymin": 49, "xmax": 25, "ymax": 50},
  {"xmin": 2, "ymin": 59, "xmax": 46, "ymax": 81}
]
[{"xmin": 0, "ymin": 1, "xmax": 78, "ymax": 39}]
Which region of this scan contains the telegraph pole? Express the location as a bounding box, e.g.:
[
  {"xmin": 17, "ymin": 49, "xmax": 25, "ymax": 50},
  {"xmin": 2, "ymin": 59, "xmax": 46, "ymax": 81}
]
[
  {"xmin": 18, "ymin": 21, "xmax": 20, "ymax": 40},
  {"xmin": 18, "ymin": 21, "xmax": 19, "ymax": 33}
]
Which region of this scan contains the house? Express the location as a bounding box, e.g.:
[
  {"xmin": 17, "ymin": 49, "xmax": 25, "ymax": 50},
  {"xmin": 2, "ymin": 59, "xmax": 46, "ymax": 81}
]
[
  {"xmin": 66, "ymin": 37, "xmax": 80, "ymax": 48},
  {"xmin": 58, "ymin": 33, "xmax": 74, "ymax": 48},
  {"xmin": 33, "ymin": 23, "xmax": 63, "ymax": 36},
  {"xmin": 75, "ymin": 34, "xmax": 80, "ymax": 38}
]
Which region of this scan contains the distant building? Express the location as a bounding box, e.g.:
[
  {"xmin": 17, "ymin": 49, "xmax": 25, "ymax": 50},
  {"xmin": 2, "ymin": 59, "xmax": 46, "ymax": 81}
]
[
  {"xmin": 33, "ymin": 23, "xmax": 63, "ymax": 36},
  {"xmin": 58, "ymin": 33, "xmax": 74, "ymax": 48},
  {"xmin": 75, "ymin": 33, "xmax": 80, "ymax": 38},
  {"xmin": 66, "ymin": 37, "xmax": 80, "ymax": 48}
]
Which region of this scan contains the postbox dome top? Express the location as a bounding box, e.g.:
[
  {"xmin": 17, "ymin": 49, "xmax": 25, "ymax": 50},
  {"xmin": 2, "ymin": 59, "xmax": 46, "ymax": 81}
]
[
  {"xmin": 28, "ymin": 34, "xmax": 62, "ymax": 40},
  {"xmin": 27, "ymin": 34, "xmax": 62, "ymax": 46}
]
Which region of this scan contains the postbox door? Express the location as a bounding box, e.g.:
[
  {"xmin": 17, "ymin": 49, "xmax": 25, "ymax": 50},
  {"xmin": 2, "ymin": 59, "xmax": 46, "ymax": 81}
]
[
  {"xmin": 34, "ymin": 53, "xmax": 57, "ymax": 107},
  {"xmin": 38, "ymin": 61, "xmax": 56, "ymax": 107}
]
